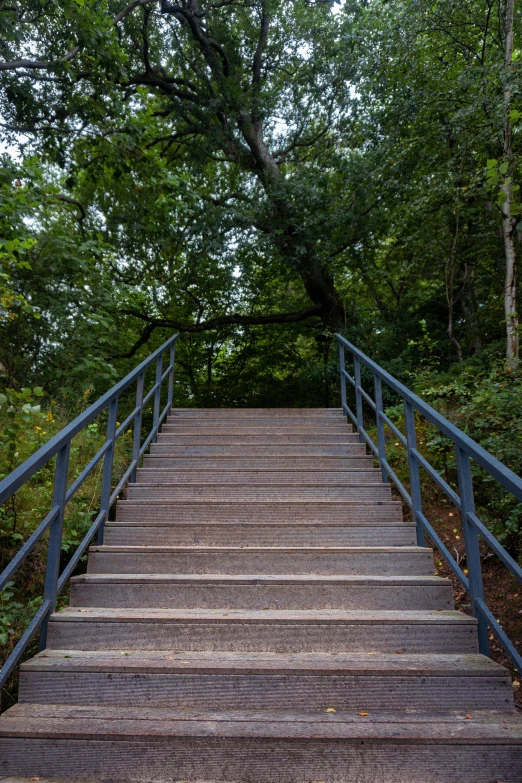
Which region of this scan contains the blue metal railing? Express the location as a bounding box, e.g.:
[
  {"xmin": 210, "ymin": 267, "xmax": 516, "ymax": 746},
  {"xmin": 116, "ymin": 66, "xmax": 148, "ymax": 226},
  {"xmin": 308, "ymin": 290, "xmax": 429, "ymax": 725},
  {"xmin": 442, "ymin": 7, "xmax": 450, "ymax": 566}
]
[
  {"xmin": 336, "ymin": 334, "xmax": 522, "ymax": 671},
  {"xmin": 0, "ymin": 334, "xmax": 178, "ymax": 688}
]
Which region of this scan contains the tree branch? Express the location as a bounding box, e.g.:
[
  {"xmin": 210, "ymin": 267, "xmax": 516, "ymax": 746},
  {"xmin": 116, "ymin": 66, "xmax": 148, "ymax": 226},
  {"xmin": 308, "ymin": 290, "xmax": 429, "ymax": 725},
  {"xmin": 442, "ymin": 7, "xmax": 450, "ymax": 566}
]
[
  {"xmin": 0, "ymin": 0, "xmax": 157, "ymax": 72},
  {"xmin": 253, "ymin": 3, "xmax": 270, "ymax": 84},
  {"xmin": 49, "ymin": 194, "xmax": 86, "ymax": 221},
  {"xmin": 116, "ymin": 303, "xmax": 323, "ymax": 357},
  {"xmin": 0, "ymin": 44, "xmax": 80, "ymax": 72}
]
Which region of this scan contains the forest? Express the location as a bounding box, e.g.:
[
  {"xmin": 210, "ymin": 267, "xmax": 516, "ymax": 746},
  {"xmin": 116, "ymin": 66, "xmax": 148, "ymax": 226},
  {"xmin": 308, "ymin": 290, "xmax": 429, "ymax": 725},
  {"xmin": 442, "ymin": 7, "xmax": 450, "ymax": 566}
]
[{"xmin": 0, "ymin": 0, "xmax": 521, "ymax": 704}]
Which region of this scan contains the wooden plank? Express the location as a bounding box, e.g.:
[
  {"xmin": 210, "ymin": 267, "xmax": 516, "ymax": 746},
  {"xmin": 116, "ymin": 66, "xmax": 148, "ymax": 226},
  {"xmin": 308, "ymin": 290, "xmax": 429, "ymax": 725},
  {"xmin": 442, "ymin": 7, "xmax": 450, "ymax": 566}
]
[
  {"xmin": 85, "ymin": 546, "xmax": 434, "ymax": 576},
  {"xmin": 21, "ymin": 650, "xmax": 508, "ymax": 677},
  {"xmin": 19, "ymin": 671, "xmax": 514, "ymax": 712},
  {"xmin": 104, "ymin": 522, "xmax": 417, "ymax": 547}
]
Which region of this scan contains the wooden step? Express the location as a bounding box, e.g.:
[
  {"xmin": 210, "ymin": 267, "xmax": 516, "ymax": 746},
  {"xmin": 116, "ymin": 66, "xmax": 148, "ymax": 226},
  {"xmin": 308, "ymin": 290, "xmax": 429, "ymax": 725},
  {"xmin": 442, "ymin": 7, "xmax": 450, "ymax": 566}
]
[
  {"xmin": 169, "ymin": 407, "xmax": 343, "ymax": 416},
  {"xmin": 161, "ymin": 424, "xmax": 354, "ymax": 432},
  {"xmin": 141, "ymin": 455, "xmax": 375, "ymax": 469},
  {"xmin": 69, "ymin": 573, "xmax": 454, "ymax": 610},
  {"xmin": 149, "ymin": 444, "xmax": 367, "ymax": 456},
  {"xmin": 86, "ymin": 545, "xmax": 434, "ymax": 575},
  {"xmin": 134, "ymin": 469, "xmax": 383, "ymax": 484},
  {"xmin": 19, "ymin": 651, "xmax": 513, "ymax": 712},
  {"xmin": 2, "ymin": 704, "xmax": 521, "ymax": 783},
  {"xmin": 115, "ymin": 500, "xmax": 404, "ymax": 524},
  {"xmin": 155, "ymin": 434, "xmax": 360, "ymax": 444},
  {"xmin": 45, "ymin": 608, "xmax": 479, "ymax": 653},
  {"xmin": 125, "ymin": 484, "xmax": 393, "ymax": 501},
  {"xmin": 104, "ymin": 522, "xmax": 417, "ymax": 546}
]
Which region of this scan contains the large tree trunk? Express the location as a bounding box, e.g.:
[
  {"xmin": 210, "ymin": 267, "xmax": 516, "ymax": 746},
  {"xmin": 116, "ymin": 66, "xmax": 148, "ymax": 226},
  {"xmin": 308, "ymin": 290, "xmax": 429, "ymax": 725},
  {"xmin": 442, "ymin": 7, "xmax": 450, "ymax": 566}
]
[
  {"xmin": 240, "ymin": 117, "xmax": 345, "ymax": 331},
  {"xmin": 502, "ymin": 0, "xmax": 519, "ymax": 365}
]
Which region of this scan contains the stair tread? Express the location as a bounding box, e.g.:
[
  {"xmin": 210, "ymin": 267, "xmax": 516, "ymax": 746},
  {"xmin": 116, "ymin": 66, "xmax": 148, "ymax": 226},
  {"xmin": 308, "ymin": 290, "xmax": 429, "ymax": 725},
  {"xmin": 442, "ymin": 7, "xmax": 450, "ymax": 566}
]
[
  {"xmin": 107, "ymin": 520, "xmax": 412, "ymax": 527},
  {"xmin": 117, "ymin": 499, "xmax": 401, "ymax": 505},
  {"xmin": 2, "ymin": 704, "xmax": 521, "ymax": 743},
  {"xmin": 52, "ymin": 607, "xmax": 475, "ymax": 624},
  {"xmin": 22, "ymin": 650, "xmax": 506, "ymax": 676},
  {"xmin": 71, "ymin": 573, "xmax": 449, "ymax": 585},
  {"xmin": 128, "ymin": 478, "xmax": 384, "ymax": 484},
  {"xmin": 89, "ymin": 545, "xmax": 429, "ymax": 552}
]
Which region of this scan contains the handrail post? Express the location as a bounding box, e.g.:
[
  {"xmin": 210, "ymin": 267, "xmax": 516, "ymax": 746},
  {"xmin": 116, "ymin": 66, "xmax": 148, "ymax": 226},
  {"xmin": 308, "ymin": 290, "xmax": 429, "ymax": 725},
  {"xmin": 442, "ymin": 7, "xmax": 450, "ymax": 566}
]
[
  {"xmin": 39, "ymin": 442, "xmax": 70, "ymax": 650},
  {"xmin": 97, "ymin": 396, "xmax": 118, "ymax": 545},
  {"xmin": 374, "ymin": 374, "xmax": 388, "ymax": 483},
  {"xmin": 152, "ymin": 353, "xmax": 162, "ymax": 444},
  {"xmin": 167, "ymin": 342, "xmax": 176, "ymax": 413},
  {"xmin": 338, "ymin": 340, "xmax": 347, "ymax": 416},
  {"xmin": 353, "ymin": 355, "xmax": 364, "ymax": 442},
  {"xmin": 455, "ymin": 446, "xmax": 490, "ymax": 656},
  {"xmin": 130, "ymin": 371, "xmax": 145, "ymax": 483},
  {"xmin": 404, "ymin": 400, "xmax": 425, "ymax": 547}
]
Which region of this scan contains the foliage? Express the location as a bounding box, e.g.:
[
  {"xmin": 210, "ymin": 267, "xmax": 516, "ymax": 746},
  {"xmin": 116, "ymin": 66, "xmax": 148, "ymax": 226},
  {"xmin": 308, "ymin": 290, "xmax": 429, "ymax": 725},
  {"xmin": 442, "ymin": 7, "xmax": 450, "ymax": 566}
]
[{"xmin": 0, "ymin": 389, "xmax": 133, "ymax": 707}]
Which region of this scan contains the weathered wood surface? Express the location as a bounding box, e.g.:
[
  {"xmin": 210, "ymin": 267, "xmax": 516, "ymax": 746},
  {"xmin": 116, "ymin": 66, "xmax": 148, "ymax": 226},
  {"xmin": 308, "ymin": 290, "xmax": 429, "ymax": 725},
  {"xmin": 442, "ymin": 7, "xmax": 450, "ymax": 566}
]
[
  {"xmin": 104, "ymin": 522, "xmax": 417, "ymax": 547},
  {"xmin": 115, "ymin": 499, "xmax": 404, "ymax": 523},
  {"xmin": 86, "ymin": 546, "xmax": 434, "ymax": 576},
  {"xmin": 1, "ymin": 406, "xmax": 521, "ymax": 782},
  {"xmin": 70, "ymin": 573, "xmax": 454, "ymax": 610}
]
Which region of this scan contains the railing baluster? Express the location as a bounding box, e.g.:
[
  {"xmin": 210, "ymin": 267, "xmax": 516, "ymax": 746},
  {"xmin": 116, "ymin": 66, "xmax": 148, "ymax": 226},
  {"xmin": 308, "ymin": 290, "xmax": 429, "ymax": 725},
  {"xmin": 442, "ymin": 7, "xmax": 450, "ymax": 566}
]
[
  {"xmin": 167, "ymin": 342, "xmax": 176, "ymax": 413},
  {"xmin": 39, "ymin": 442, "xmax": 70, "ymax": 649},
  {"xmin": 455, "ymin": 446, "xmax": 490, "ymax": 656},
  {"xmin": 404, "ymin": 400, "xmax": 425, "ymax": 547},
  {"xmin": 130, "ymin": 371, "xmax": 145, "ymax": 483},
  {"xmin": 338, "ymin": 341, "xmax": 347, "ymax": 415},
  {"xmin": 152, "ymin": 353, "xmax": 163, "ymax": 444},
  {"xmin": 353, "ymin": 355, "xmax": 364, "ymax": 443},
  {"xmin": 374, "ymin": 374, "xmax": 388, "ymax": 483},
  {"xmin": 97, "ymin": 396, "xmax": 119, "ymax": 545},
  {"xmin": 0, "ymin": 333, "xmax": 178, "ymax": 687}
]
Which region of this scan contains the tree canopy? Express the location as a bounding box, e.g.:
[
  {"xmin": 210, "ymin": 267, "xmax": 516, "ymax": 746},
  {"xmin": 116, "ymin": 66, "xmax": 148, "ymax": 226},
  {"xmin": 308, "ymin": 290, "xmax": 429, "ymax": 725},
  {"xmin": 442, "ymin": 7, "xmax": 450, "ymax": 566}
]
[{"xmin": 0, "ymin": 0, "xmax": 520, "ymax": 403}]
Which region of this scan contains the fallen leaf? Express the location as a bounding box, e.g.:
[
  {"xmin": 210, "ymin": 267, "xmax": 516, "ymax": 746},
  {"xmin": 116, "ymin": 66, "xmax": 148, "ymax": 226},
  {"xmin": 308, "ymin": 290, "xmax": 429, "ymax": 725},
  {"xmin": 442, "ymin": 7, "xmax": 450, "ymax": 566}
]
[
  {"xmin": 63, "ymin": 655, "xmax": 72, "ymax": 659},
  {"xmin": 395, "ymin": 650, "xmax": 403, "ymax": 654},
  {"xmin": 367, "ymin": 652, "xmax": 375, "ymax": 656},
  {"xmin": 465, "ymin": 714, "xmax": 473, "ymax": 719},
  {"xmin": 78, "ymin": 609, "xmax": 91, "ymax": 613},
  {"xmin": 358, "ymin": 712, "xmax": 369, "ymax": 716},
  {"xmin": 455, "ymin": 535, "xmax": 460, "ymax": 540},
  {"xmin": 166, "ymin": 656, "xmax": 175, "ymax": 661},
  {"xmin": 120, "ymin": 651, "xmax": 130, "ymax": 656},
  {"xmin": 513, "ymin": 680, "xmax": 520, "ymax": 687},
  {"xmin": 325, "ymin": 708, "xmax": 336, "ymax": 713},
  {"xmin": 449, "ymin": 512, "xmax": 454, "ymax": 517},
  {"xmin": 31, "ymin": 778, "xmax": 40, "ymax": 781}
]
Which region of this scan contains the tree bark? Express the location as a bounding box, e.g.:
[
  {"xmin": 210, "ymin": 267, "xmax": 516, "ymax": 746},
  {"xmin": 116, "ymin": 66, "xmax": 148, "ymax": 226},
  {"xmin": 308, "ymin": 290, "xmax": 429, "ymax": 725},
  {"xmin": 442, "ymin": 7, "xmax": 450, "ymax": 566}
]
[{"xmin": 501, "ymin": 0, "xmax": 519, "ymax": 365}]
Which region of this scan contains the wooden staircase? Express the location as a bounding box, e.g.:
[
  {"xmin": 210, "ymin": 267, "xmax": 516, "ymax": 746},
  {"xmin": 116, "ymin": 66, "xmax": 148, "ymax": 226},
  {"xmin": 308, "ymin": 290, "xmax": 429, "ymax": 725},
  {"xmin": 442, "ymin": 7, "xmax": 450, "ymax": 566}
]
[{"xmin": 1, "ymin": 408, "xmax": 522, "ymax": 782}]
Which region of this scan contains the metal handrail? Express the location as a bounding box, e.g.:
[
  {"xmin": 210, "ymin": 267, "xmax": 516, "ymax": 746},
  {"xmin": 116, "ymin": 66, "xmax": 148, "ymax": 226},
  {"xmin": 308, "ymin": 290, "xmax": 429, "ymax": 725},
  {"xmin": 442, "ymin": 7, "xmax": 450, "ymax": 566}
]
[
  {"xmin": 336, "ymin": 334, "xmax": 522, "ymax": 671},
  {"xmin": 0, "ymin": 333, "xmax": 178, "ymax": 688}
]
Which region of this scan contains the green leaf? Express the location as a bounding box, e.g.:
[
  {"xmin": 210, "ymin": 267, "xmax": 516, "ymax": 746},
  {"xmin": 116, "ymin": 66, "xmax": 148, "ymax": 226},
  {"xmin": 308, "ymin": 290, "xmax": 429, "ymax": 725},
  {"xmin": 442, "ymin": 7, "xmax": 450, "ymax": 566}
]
[
  {"xmin": 487, "ymin": 159, "xmax": 498, "ymax": 169},
  {"xmin": 499, "ymin": 163, "xmax": 509, "ymax": 175}
]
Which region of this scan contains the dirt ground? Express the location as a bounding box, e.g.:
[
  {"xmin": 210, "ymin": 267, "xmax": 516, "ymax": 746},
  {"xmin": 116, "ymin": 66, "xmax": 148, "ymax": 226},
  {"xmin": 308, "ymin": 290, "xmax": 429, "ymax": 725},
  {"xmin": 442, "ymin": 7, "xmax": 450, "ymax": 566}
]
[{"xmin": 395, "ymin": 491, "xmax": 522, "ymax": 710}]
